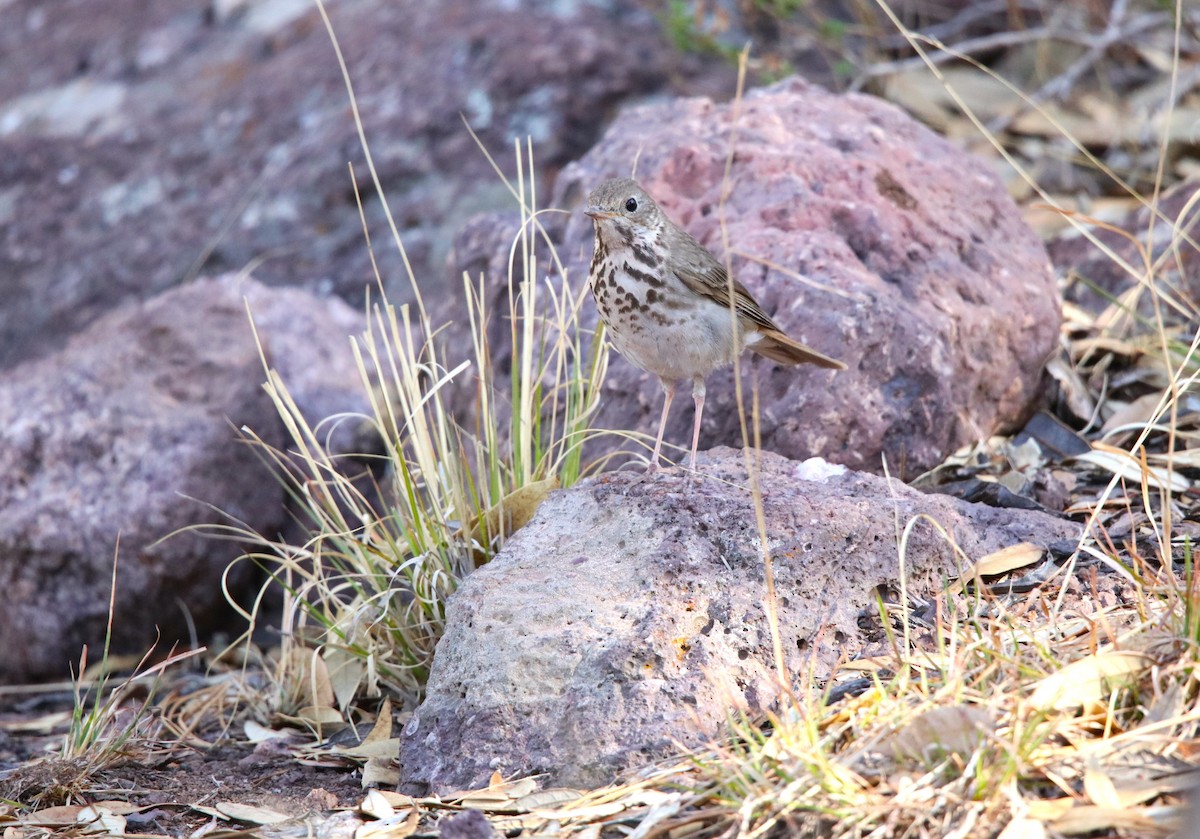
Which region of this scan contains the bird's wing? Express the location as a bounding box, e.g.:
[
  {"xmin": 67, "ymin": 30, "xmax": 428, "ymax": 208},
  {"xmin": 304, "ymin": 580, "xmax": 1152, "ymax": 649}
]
[{"xmin": 670, "ymin": 233, "xmax": 780, "ymax": 332}]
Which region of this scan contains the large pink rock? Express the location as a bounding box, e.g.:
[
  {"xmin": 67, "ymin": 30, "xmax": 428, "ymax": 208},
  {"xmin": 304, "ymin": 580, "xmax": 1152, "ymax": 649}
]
[{"xmin": 450, "ymin": 78, "xmax": 1061, "ymax": 477}]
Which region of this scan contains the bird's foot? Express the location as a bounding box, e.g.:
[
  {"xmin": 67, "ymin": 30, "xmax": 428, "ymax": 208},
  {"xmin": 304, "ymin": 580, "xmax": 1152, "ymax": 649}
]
[
  {"xmin": 681, "ymin": 464, "xmax": 709, "ymax": 489},
  {"xmin": 621, "ymin": 457, "xmax": 690, "ymax": 490}
]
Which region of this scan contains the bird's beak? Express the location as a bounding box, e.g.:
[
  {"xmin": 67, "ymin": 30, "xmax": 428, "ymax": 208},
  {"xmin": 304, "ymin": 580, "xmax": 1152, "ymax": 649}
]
[{"xmin": 585, "ymin": 206, "xmax": 615, "ymax": 220}]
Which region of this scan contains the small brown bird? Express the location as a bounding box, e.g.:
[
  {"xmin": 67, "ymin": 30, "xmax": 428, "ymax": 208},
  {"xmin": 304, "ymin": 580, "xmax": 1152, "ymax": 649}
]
[{"xmin": 585, "ymin": 177, "xmax": 844, "ymax": 475}]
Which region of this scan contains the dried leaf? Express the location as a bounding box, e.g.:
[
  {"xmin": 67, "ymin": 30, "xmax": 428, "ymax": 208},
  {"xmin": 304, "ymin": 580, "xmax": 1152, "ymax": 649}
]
[
  {"xmin": 361, "ymin": 754, "xmax": 401, "ymax": 790},
  {"xmin": 289, "ymin": 705, "xmax": 346, "ymax": 731},
  {"xmin": 949, "ymin": 543, "xmax": 1045, "ymax": 595},
  {"xmin": 449, "ymin": 776, "xmax": 539, "ymax": 809},
  {"xmin": 513, "ymin": 788, "xmax": 584, "ymax": 811},
  {"xmin": 188, "ymin": 805, "xmax": 230, "ymax": 822},
  {"xmin": 1005, "ymin": 436, "xmax": 1046, "ymax": 474},
  {"xmin": 216, "ymin": 802, "xmax": 291, "ymax": 825},
  {"xmin": 1011, "ymin": 100, "xmax": 1119, "ymax": 147},
  {"xmin": 21, "ymin": 806, "xmax": 86, "ymax": 826},
  {"xmin": 1045, "ymin": 355, "xmax": 1095, "ymax": 422},
  {"xmin": 325, "ymin": 645, "xmax": 367, "ymax": 712},
  {"xmin": 1151, "ymin": 448, "xmax": 1200, "ymax": 469},
  {"xmin": 373, "ymin": 791, "xmax": 423, "ymax": 809},
  {"xmin": 1083, "ymin": 765, "xmax": 1122, "ymax": 809},
  {"xmin": 365, "ymin": 700, "xmax": 394, "ymax": 741},
  {"xmin": 1025, "ymin": 798, "xmax": 1074, "ymax": 821},
  {"xmin": 1029, "ymin": 651, "xmax": 1150, "ymax": 711},
  {"xmin": 470, "ymin": 477, "xmax": 560, "ymax": 559},
  {"xmin": 77, "ymin": 805, "xmax": 125, "ymax": 835},
  {"xmin": 191, "ymin": 817, "xmax": 223, "ymax": 837},
  {"xmin": 886, "ymin": 705, "xmax": 995, "ymax": 765},
  {"xmin": 537, "ymin": 801, "xmax": 627, "ymax": 821},
  {"xmin": 356, "ymin": 807, "xmax": 417, "ymax": 839},
  {"xmin": 1072, "ymin": 445, "xmax": 1190, "ymax": 493},
  {"xmin": 92, "ymin": 801, "xmax": 143, "ymax": 816},
  {"xmin": 360, "ymin": 789, "xmax": 395, "ymax": 820},
  {"xmin": 279, "ymin": 646, "xmax": 338, "ymax": 719},
  {"xmin": 22, "ymin": 802, "xmax": 142, "ymax": 826},
  {"xmin": 1014, "ymin": 412, "xmax": 1090, "ymax": 459},
  {"xmin": 335, "ymin": 737, "xmax": 400, "ymax": 761},
  {"xmin": 1050, "ymin": 805, "xmax": 1160, "ymax": 836},
  {"xmin": 1143, "ymin": 681, "xmax": 1186, "ymax": 727},
  {"xmin": 1100, "ymin": 392, "xmax": 1168, "ymax": 436},
  {"xmin": 886, "ymin": 67, "xmax": 1022, "ymax": 133},
  {"xmin": 997, "ymin": 816, "xmax": 1046, "ymax": 839},
  {"xmin": 0, "ymin": 710, "xmax": 73, "ymax": 734},
  {"xmin": 243, "ymin": 720, "xmax": 295, "ymax": 743}
]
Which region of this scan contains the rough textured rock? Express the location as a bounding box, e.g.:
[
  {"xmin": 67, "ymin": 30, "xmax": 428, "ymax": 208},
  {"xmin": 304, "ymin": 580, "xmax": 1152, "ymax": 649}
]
[
  {"xmin": 447, "ymin": 77, "xmax": 1061, "ymax": 478},
  {"xmin": 438, "ymin": 809, "xmax": 497, "ymax": 839},
  {"xmin": 0, "ymin": 275, "xmax": 367, "ymax": 682},
  {"xmin": 0, "ymin": 0, "xmax": 733, "ymax": 368},
  {"xmin": 398, "ymin": 447, "xmax": 1078, "ymax": 792}
]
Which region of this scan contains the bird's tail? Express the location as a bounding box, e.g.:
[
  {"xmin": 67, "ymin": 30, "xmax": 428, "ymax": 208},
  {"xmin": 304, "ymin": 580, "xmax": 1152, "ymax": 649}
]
[{"xmin": 750, "ymin": 328, "xmax": 846, "ymax": 370}]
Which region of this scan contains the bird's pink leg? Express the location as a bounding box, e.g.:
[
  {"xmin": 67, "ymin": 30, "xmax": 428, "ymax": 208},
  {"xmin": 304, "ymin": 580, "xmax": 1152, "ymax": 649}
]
[
  {"xmin": 688, "ymin": 376, "xmax": 706, "ymax": 474},
  {"xmin": 647, "ymin": 379, "xmax": 676, "ymax": 475}
]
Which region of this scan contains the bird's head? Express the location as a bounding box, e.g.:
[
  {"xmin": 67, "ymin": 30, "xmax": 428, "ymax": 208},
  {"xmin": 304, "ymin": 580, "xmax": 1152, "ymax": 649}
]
[{"xmin": 584, "ymin": 178, "xmax": 662, "ymax": 237}]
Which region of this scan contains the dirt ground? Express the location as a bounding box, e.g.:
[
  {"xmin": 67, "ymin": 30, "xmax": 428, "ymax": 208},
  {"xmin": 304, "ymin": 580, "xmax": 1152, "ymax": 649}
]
[{"xmin": 0, "ymin": 690, "xmax": 368, "ymax": 836}]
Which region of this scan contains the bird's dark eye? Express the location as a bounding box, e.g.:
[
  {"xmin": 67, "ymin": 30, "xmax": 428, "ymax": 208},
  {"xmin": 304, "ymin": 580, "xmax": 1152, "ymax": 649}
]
[{"xmin": 624, "ymin": 197, "xmax": 638, "ymax": 213}]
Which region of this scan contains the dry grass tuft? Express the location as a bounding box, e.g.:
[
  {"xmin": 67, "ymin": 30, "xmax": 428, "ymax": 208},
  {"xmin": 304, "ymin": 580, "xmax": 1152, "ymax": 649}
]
[{"xmin": 208, "ymin": 130, "xmax": 611, "ymax": 722}]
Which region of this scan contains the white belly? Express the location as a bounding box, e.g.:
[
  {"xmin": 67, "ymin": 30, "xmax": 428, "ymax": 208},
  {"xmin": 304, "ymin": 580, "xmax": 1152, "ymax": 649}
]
[{"xmin": 596, "ymin": 273, "xmax": 748, "ymax": 383}]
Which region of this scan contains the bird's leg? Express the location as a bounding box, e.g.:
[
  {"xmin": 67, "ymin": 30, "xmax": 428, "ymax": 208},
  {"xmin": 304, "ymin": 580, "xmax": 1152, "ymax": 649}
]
[
  {"xmin": 688, "ymin": 375, "xmax": 706, "ymax": 474},
  {"xmin": 647, "ymin": 378, "xmax": 676, "ymax": 475}
]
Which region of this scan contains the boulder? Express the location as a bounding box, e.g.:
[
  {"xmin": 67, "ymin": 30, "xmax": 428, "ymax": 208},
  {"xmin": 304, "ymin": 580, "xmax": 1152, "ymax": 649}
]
[
  {"xmin": 448, "ymin": 77, "xmax": 1061, "ymax": 478},
  {"xmin": 398, "ymin": 447, "xmax": 1078, "ymax": 792},
  {"xmin": 0, "ymin": 0, "xmax": 733, "ymax": 368},
  {"xmin": 0, "ymin": 275, "xmax": 367, "ymax": 682}
]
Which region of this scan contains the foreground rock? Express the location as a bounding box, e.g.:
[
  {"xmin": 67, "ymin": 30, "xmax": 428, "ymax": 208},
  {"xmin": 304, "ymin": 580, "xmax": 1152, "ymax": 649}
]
[
  {"xmin": 398, "ymin": 448, "xmax": 1078, "ymax": 792},
  {"xmin": 449, "ymin": 77, "xmax": 1060, "ymax": 478},
  {"xmin": 0, "ymin": 275, "xmax": 367, "ymax": 682}
]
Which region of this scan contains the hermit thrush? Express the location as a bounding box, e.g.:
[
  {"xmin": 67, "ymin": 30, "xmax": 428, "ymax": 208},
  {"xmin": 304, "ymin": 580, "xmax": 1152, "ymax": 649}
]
[{"xmin": 584, "ymin": 177, "xmax": 844, "ymax": 475}]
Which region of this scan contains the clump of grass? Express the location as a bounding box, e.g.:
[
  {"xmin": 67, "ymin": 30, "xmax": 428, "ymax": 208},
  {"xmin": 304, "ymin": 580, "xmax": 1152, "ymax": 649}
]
[
  {"xmin": 2, "ymin": 547, "xmax": 201, "ymax": 808},
  {"xmin": 21, "ymin": 646, "xmax": 196, "ymax": 808},
  {"xmin": 660, "ymin": 0, "xmax": 741, "ymax": 62},
  {"xmin": 207, "ymin": 0, "xmax": 615, "ymax": 720},
  {"xmin": 218, "ymin": 145, "xmax": 608, "ymax": 718}
]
